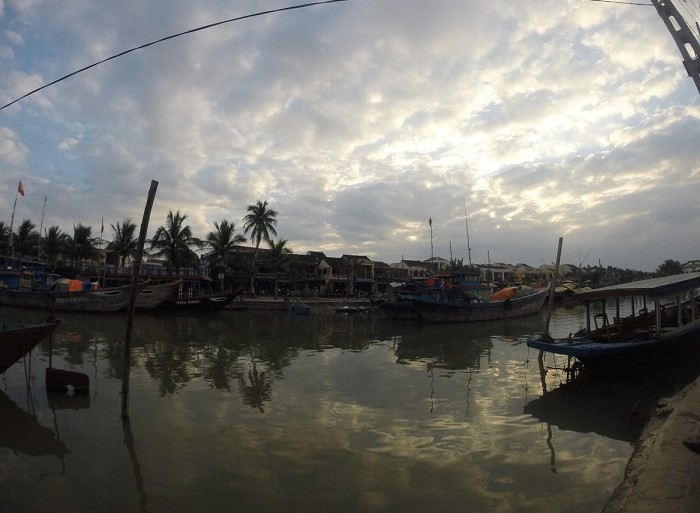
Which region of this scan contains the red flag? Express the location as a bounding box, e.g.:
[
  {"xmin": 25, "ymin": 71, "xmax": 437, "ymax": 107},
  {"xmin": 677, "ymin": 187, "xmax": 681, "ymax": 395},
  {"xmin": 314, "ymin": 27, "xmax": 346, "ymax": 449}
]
[{"xmin": 17, "ymin": 180, "xmax": 24, "ymax": 196}]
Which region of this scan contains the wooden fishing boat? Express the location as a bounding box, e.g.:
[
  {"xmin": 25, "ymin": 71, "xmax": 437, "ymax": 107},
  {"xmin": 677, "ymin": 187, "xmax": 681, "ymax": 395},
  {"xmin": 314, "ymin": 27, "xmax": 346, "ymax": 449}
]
[
  {"xmin": 0, "ymin": 318, "xmax": 60, "ymax": 374},
  {"xmin": 408, "ymin": 285, "xmax": 549, "ymax": 323},
  {"xmin": 0, "ymin": 283, "xmax": 136, "ymax": 313},
  {"xmin": 527, "ymin": 272, "xmax": 700, "ymax": 369},
  {"xmin": 375, "ymin": 298, "xmax": 420, "ymax": 320},
  {"xmin": 150, "ymin": 290, "xmax": 241, "ymax": 312},
  {"xmin": 135, "ymin": 280, "xmax": 182, "ymax": 309},
  {"xmin": 0, "ymin": 273, "xmax": 179, "ymax": 312}
]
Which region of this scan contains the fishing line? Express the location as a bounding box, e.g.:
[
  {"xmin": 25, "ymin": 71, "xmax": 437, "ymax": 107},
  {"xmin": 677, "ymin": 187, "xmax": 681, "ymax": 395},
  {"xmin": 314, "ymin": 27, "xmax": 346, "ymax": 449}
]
[{"xmin": 1, "ymin": 0, "xmax": 356, "ymax": 111}]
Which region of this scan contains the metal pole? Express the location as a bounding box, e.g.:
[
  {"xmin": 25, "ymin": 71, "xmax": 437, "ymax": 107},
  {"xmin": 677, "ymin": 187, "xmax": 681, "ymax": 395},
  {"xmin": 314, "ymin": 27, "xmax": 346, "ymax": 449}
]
[{"xmin": 651, "ymin": 0, "xmax": 700, "ymax": 94}]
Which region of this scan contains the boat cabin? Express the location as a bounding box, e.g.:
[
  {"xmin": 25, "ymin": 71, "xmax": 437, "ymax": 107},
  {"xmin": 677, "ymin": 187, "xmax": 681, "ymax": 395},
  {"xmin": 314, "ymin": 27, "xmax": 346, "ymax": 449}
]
[{"xmin": 575, "ymin": 273, "xmax": 700, "ymax": 342}]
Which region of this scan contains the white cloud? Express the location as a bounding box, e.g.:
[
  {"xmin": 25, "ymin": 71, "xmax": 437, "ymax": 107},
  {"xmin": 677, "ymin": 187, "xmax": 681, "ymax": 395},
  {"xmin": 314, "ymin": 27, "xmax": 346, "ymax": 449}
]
[{"xmin": 0, "ymin": 0, "xmax": 698, "ymax": 271}]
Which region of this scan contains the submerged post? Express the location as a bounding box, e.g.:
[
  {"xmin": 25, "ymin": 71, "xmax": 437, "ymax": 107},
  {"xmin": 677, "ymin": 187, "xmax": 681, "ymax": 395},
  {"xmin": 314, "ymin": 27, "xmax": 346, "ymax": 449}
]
[
  {"xmin": 121, "ymin": 180, "xmax": 158, "ymax": 419},
  {"xmin": 539, "ymin": 237, "xmax": 563, "ymax": 363},
  {"xmin": 544, "ymin": 237, "xmax": 564, "ymax": 336}
]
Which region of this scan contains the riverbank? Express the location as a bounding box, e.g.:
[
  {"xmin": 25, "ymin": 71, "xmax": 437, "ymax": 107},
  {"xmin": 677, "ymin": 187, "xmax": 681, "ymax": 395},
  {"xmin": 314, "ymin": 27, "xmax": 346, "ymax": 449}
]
[{"xmin": 602, "ymin": 375, "xmax": 700, "ymax": 513}]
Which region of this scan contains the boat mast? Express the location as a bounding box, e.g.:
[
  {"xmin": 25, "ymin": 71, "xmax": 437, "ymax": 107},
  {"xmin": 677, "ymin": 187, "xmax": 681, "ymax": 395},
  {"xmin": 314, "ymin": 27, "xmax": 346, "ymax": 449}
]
[
  {"xmin": 652, "ymin": 0, "xmax": 700, "ymax": 94},
  {"xmin": 8, "ymin": 185, "xmax": 20, "ymax": 258},
  {"xmin": 429, "ymin": 217, "xmax": 434, "ymax": 265},
  {"xmin": 37, "ymin": 196, "xmax": 46, "ymax": 261},
  {"xmin": 464, "ymin": 199, "xmax": 473, "ymax": 268}
]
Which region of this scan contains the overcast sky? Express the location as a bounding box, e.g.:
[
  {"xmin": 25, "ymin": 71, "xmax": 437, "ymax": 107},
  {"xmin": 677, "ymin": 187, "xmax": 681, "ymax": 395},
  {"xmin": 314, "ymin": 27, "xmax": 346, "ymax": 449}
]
[{"xmin": 1, "ymin": 0, "xmax": 699, "ymax": 272}]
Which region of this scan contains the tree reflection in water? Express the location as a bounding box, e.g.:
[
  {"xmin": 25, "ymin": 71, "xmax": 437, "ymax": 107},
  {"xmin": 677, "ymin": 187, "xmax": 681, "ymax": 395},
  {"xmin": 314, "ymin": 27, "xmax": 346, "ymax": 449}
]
[{"xmin": 238, "ymin": 359, "xmax": 273, "ymax": 413}]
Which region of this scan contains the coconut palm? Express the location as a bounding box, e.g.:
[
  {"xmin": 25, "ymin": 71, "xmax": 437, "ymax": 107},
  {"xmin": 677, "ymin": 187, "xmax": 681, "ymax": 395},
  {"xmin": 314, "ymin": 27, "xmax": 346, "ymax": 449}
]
[
  {"xmin": 0, "ymin": 221, "xmax": 10, "ymax": 253},
  {"xmin": 44, "ymin": 226, "xmax": 69, "ymax": 266},
  {"xmin": 68, "ymin": 223, "xmax": 97, "ymax": 266},
  {"xmin": 109, "ymin": 218, "xmax": 138, "ymax": 268},
  {"xmin": 148, "ymin": 210, "xmax": 202, "ymax": 267},
  {"xmin": 266, "ymin": 238, "xmax": 292, "ymax": 299},
  {"xmin": 207, "ymin": 219, "xmax": 247, "ymax": 266},
  {"xmin": 15, "ymin": 219, "xmax": 37, "ymax": 257},
  {"xmin": 243, "ymin": 200, "xmax": 278, "ymax": 294}
]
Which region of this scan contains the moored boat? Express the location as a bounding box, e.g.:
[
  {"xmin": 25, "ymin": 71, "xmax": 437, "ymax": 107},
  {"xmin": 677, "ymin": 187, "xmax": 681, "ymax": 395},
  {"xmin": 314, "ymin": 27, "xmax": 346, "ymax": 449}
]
[
  {"xmin": 0, "ymin": 284, "xmax": 134, "ymax": 313},
  {"xmin": 135, "ymin": 280, "xmax": 182, "ymax": 309},
  {"xmin": 0, "ymin": 266, "xmax": 179, "ymax": 312},
  {"xmin": 335, "ymin": 305, "xmax": 370, "ymax": 313},
  {"xmin": 527, "ymin": 272, "xmax": 700, "ymax": 369},
  {"xmin": 291, "ymin": 301, "xmax": 311, "ymax": 314},
  {"xmin": 408, "ymin": 285, "xmax": 549, "ymax": 323},
  {"xmin": 375, "ymin": 298, "xmax": 420, "ymax": 320},
  {"xmin": 149, "ymin": 290, "xmax": 241, "ymax": 312},
  {"xmin": 0, "ymin": 318, "xmax": 60, "ymax": 374}
]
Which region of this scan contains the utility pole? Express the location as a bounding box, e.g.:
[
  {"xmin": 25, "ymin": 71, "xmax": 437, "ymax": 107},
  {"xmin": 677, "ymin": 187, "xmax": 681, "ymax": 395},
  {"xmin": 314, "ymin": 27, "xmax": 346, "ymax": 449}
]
[{"xmin": 652, "ymin": 0, "xmax": 700, "ymax": 94}]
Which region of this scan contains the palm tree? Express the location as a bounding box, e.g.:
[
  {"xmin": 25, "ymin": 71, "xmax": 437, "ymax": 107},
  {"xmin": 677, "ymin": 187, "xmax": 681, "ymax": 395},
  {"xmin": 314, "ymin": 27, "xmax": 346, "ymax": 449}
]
[
  {"xmin": 15, "ymin": 219, "xmax": 37, "ymax": 257},
  {"xmin": 0, "ymin": 221, "xmax": 10, "ymax": 254},
  {"xmin": 44, "ymin": 226, "xmax": 68, "ymax": 267},
  {"xmin": 109, "ymin": 218, "xmax": 138, "ymax": 268},
  {"xmin": 243, "ymin": 200, "xmax": 278, "ymax": 294},
  {"xmin": 207, "ymin": 219, "xmax": 247, "ymax": 291},
  {"xmin": 68, "ymin": 224, "xmax": 97, "ymax": 267},
  {"xmin": 207, "ymin": 219, "xmax": 247, "ymax": 266},
  {"xmin": 148, "ymin": 210, "xmax": 202, "ymax": 268},
  {"xmin": 266, "ymin": 238, "xmax": 292, "ymax": 299}
]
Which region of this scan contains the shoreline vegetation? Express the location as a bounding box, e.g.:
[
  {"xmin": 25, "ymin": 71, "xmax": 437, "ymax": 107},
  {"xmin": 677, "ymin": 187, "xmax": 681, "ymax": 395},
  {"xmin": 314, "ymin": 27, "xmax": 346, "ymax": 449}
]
[{"xmin": 2, "ymin": 203, "xmax": 697, "ymax": 298}]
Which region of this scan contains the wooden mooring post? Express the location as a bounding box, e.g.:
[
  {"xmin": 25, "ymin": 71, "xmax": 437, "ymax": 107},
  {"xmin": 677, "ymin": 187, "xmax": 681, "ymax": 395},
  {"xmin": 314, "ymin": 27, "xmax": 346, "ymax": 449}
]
[
  {"xmin": 539, "ymin": 237, "xmax": 563, "ymax": 363},
  {"xmin": 121, "ymin": 180, "xmax": 158, "ymax": 419}
]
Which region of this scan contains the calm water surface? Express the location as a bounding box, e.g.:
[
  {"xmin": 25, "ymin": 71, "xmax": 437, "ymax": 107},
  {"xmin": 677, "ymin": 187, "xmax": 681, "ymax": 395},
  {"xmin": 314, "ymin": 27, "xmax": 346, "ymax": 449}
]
[{"xmin": 1, "ymin": 304, "xmax": 697, "ymax": 513}]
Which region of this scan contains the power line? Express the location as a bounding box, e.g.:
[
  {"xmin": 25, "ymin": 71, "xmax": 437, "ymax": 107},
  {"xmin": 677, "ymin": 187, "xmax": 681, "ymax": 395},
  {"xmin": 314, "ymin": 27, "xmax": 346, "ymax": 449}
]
[
  {"xmin": 587, "ymin": 0, "xmax": 652, "ymax": 5},
  {"xmin": 1, "ymin": 0, "xmax": 355, "ymax": 111}
]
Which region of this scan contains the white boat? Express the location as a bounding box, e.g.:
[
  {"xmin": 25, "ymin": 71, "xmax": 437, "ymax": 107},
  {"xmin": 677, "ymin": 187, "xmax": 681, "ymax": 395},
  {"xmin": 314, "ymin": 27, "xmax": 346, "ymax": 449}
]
[{"xmin": 528, "ymin": 272, "xmax": 700, "ymax": 369}]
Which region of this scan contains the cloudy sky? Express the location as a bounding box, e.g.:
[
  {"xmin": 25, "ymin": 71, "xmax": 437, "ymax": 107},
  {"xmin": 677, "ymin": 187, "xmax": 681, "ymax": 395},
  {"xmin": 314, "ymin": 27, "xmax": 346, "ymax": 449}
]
[{"xmin": 1, "ymin": 0, "xmax": 699, "ymax": 272}]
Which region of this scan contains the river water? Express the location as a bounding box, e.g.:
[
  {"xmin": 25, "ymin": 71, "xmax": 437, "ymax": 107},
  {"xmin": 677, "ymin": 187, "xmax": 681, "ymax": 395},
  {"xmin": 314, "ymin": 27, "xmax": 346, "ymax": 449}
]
[{"xmin": 1, "ymin": 304, "xmax": 697, "ymax": 513}]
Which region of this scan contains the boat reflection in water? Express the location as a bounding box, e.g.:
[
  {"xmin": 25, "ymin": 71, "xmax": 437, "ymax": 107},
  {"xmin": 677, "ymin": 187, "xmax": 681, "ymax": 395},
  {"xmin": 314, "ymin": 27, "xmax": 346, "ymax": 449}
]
[
  {"xmin": 0, "ymin": 389, "xmax": 69, "ymax": 458},
  {"xmin": 525, "ymin": 335, "xmax": 700, "ymax": 473},
  {"xmin": 2, "ymin": 305, "xmax": 694, "ymax": 513}
]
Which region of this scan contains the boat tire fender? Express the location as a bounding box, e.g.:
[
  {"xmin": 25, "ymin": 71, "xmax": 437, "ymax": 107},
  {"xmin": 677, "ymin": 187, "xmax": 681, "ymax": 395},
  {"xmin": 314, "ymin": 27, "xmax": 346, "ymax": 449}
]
[{"xmin": 503, "ymin": 299, "xmax": 512, "ymax": 310}]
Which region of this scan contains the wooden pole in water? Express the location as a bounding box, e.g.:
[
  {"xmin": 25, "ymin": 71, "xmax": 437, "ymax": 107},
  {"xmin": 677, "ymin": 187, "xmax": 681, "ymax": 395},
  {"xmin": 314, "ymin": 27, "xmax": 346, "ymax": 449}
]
[
  {"xmin": 544, "ymin": 237, "xmax": 563, "ymax": 336},
  {"xmin": 121, "ymin": 180, "xmax": 158, "ymax": 419},
  {"xmin": 539, "ymin": 237, "xmax": 563, "ymax": 363}
]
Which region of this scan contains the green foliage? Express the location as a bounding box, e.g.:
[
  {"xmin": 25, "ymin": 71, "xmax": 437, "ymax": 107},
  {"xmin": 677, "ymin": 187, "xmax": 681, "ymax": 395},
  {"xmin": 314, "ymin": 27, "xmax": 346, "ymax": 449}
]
[
  {"xmin": 148, "ymin": 210, "xmax": 203, "ymax": 267},
  {"xmin": 67, "ymin": 223, "xmax": 97, "ymax": 266},
  {"xmin": 109, "ymin": 218, "xmax": 138, "ymax": 267},
  {"xmin": 265, "ymin": 238, "xmax": 292, "ymax": 299},
  {"xmin": 44, "ymin": 226, "xmax": 69, "ymax": 266},
  {"xmin": 243, "ymin": 200, "xmax": 278, "ymax": 293},
  {"xmin": 656, "ymin": 259, "xmax": 683, "ymax": 277},
  {"xmin": 207, "ymin": 219, "xmax": 247, "ymax": 268},
  {"xmin": 15, "ymin": 219, "xmax": 37, "ymax": 257}
]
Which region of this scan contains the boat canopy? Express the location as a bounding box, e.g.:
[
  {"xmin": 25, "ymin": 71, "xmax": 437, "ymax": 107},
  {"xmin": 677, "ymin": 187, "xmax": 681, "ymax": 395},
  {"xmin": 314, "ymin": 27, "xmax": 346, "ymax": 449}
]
[{"xmin": 575, "ymin": 272, "xmax": 700, "ymax": 301}]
